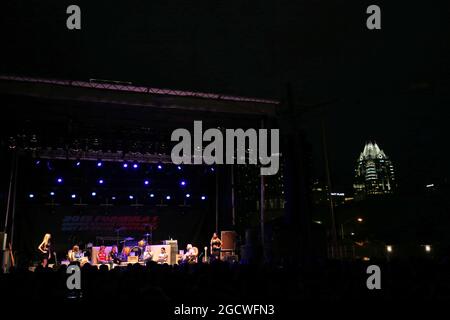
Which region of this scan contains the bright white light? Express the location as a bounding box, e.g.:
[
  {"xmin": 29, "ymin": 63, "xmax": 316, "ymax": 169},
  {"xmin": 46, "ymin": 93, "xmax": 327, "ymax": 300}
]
[
  {"xmin": 425, "ymin": 245, "xmax": 431, "ymax": 252},
  {"xmin": 426, "ymin": 184, "xmax": 434, "ymax": 188},
  {"xmin": 386, "ymin": 245, "xmax": 393, "ymax": 253}
]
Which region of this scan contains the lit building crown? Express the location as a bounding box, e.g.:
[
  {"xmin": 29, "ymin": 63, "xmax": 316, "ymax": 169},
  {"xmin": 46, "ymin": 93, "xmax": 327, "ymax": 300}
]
[{"xmin": 354, "ymin": 141, "xmax": 396, "ymax": 199}]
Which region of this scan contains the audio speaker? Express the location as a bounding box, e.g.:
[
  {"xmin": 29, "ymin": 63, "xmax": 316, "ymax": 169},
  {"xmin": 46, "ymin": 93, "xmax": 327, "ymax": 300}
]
[{"xmin": 0, "ymin": 232, "xmax": 6, "ymax": 251}]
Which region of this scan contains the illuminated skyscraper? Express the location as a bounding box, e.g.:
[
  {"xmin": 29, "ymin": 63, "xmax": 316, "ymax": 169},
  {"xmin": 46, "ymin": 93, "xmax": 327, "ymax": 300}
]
[{"xmin": 353, "ymin": 141, "xmax": 396, "ymax": 199}]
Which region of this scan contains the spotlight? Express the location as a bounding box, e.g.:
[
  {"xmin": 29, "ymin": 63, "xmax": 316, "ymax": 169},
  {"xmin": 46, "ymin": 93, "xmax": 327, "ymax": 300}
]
[
  {"xmin": 149, "ymin": 193, "xmax": 155, "ymax": 198},
  {"xmin": 133, "ymin": 163, "xmax": 139, "ymax": 169},
  {"xmin": 123, "ymin": 163, "xmax": 129, "ymax": 168},
  {"xmin": 97, "ymin": 161, "xmax": 103, "ymax": 167},
  {"xmin": 201, "ymin": 195, "xmax": 206, "ymax": 200},
  {"xmin": 177, "ymin": 165, "xmax": 182, "ymax": 170},
  {"xmin": 71, "ymin": 194, "xmax": 76, "ymax": 199},
  {"xmin": 166, "ymin": 195, "xmax": 171, "ymax": 200},
  {"xmin": 129, "ymin": 195, "xmax": 134, "ymax": 200},
  {"xmin": 144, "ymin": 180, "xmax": 150, "ymax": 185},
  {"xmin": 210, "ymin": 167, "xmax": 215, "ymax": 172},
  {"xmin": 35, "ymin": 160, "xmax": 41, "ymax": 166},
  {"xmin": 98, "ymin": 179, "xmax": 104, "ymax": 184},
  {"xmin": 29, "ymin": 193, "xmax": 35, "ymax": 198},
  {"xmin": 180, "ymin": 180, "xmax": 186, "ymax": 187},
  {"xmin": 50, "ymin": 192, "xmax": 55, "ymax": 196},
  {"xmin": 75, "ymin": 161, "xmax": 81, "ymax": 167},
  {"xmin": 56, "ymin": 177, "xmax": 63, "ymax": 184},
  {"xmin": 157, "ymin": 164, "xmax": 162, "ymax": 170},
  {"xmin": 185, "ymin": 194, "xmax": 191, "ymax": 198},
  {"xmin": 91, "ymin": 192, "xmax": 97, "ymax": 197},
  {"xmin": 111, "ymin": 196, "xmax": 116, "ymax": 200}
]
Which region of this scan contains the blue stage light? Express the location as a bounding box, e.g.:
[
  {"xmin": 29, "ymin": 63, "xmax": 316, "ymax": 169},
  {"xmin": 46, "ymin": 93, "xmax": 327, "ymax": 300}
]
[
  {"xmin": 123, "ymin": 163, "xmax": 128, "ymax": 168},
  {"xmin": 111, "ymin": 196, "xmax": 116, "ymax": 200},
  {"xmin": 166, "ymin": 195, "xmax": 171, "ymax": 200},
  {"xmin": 149, "ymin": 193, "xmax": 155, "ymax": 198},
  {"xmin": 76, "ymin": 161, "xmax": 81, "ymax": 167},
  {"xmin": 129, "ymin": 195, "xmax": 134, "ymax": 200},
  {"xmin": 133, "ymin": 163, "xmax": 138, "ymax": 169},
  {"xmin": 98, "ymin": 179, "xmax": 104, "ymax": 184},
  {"xmin": 180, "ymin": 180, "xmax": 186, "ymax": 186},
  {"xmin": 157, "ymin": 164, "xmax": 162, "ymax": 170},
  {"xmin": 91, "ymin": 192, "xmax": 97, "ymax": 197},
  {"xmin": 185, "ymin": 194, "xmax": 190, "ymax": 198},
  {"xmin": 144, "ymin": 180, "xmax": 150, "ymax": 185},
  {"xmin": 56, "ymin": 177, "xmax": 63, "ymax": 183},
  {"xmin": 177, "ymin": 165, "xmax": 182, "ymax": 170},
  {"xmin": 97, "ymin": 161, "xmax": 103, "ymax": 167},
  {"xmin": 201, "ymin": 195, "xmax": 206, "ymax": 200}
]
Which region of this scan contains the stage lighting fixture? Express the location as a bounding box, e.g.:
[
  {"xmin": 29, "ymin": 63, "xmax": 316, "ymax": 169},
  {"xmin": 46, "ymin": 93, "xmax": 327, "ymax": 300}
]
[
  {"xmin": 166, "ymin": 195, "xmax": 171, "ymax": 200},
  {"xmin": 177, "ymin": 165, "xmax": 182, "ymax": 170},
  {"xmin": 56, "ymin": 177, "xmax": 63, "ymax": 183},
  {"xmin": 111, "ymin": 196, "xmax": 116, "ymax": 200},
  {"xmin": 91, "ymin": 192, "xmax": 97, "ymax": 197},
  {"xmin": 98, "ymin": 179, "xmax": 104, "ymax": 184},
  {"xmin": 71, "ymin": 194, "xmax": 76, "ymax": 199},
  {"xmin": 180, "ymin": 180, "xmax": 186, "ymax": 186},
  {"xmin": 149, "ymin": 193, "xmax": 155, "ymax": 198},
  {"xmin": 129, "ymin": 195, "xmax": 134, "ymax": 200},
  {"xmin": 50, "ymin": 192, "xmax": 55, "ymax": 196},
  {"xmin": 185, "ymin": 193, "xmax": 190, "ymax": 198},
  {"xmin": 35, "ymin": 160, "xmax": 41, "ymax": 166},
  {"xmin": 201, "ymin": 195, "xmax": 206, "ymax": 200},
  {"xmin": 144, "ymin": 180, "xmax": 150, "ymax": 185},
  {"xmin": 133, "ymin": 163, "xmax": 139, "ymax": 169},
  {"xmin": 123, "ymin": 163, "xmax": 129, "ymax": 168},
  {"xmin": 29, "ymin": 193, "xmax": 35, "ymax": 198},
  {"xmin": 211, "ymin": 167, "xmax": 215, "ymax": 172},
  {"xmin": 75, "ymin": 161, "xmax": 81, "ymax": 167},
  {"xmin": 157, "ymin": 164, "xmax": 162, "ymax": 170},
  {"xmin": 97, "ymin": 161, "xmax": 103, "ymax": 167}
]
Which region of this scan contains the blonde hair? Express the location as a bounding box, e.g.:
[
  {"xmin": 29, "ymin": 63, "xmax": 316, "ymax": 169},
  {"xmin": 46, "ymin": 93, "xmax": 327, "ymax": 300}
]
[{"xmin": 42, "ymin": 233, "xmax": 51, "ymax": 245}]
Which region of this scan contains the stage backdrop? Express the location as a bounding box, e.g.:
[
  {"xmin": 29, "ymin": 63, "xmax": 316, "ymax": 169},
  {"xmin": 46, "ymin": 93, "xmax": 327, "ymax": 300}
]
[{"xmin": 16, "ymin": 204, "xmax": 214, "ymax": 264}]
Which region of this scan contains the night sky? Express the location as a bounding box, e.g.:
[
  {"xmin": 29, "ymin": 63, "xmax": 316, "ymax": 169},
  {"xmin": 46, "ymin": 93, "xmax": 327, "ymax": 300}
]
[{"xmin": 1, "ymin": 0, "xmax": 449, "ymax": 192}]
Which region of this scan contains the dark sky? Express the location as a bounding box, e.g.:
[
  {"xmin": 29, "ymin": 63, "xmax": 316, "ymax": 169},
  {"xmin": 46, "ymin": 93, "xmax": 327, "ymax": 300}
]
[{"xmin": 1, "ymin": 0, "xmax": 449, "ymax": 192}]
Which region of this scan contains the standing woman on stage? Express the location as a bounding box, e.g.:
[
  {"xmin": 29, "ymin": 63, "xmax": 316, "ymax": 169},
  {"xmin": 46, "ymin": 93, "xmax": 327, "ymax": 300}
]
[
  {"xmin": 38, "ymin": 233, "xmax": 52, "ymax": 267},
  {"xmin": 210, "ymin": 232, "xmax": 222, "ymax": 260}
]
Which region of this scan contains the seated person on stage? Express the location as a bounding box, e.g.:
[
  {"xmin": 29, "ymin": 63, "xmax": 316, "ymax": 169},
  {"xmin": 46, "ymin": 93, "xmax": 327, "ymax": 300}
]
[
  {"xmin": 69, "ymin": 245, "xmax": 84, "ymax": 262},
  {"xmin": 97, "ymin": 246, "xmax": 108, "ymax": 264},
  {"xmin": 157, "ymin": 247, "xmax": 168, "ymax": 264},
  {"xmin": 108, "ymin": 245, "xmax": 121, "ymax": 264},
  {"xmin": 183, "ymin": 244, "xmax": 197, "ymax": 264},
  {"xmin": 142, "ymin": 247, "xmax": 153, "ymax": 263},
  {"xmin": 120, "ymin": 246, "xmax": 131, "ymax": 262}
]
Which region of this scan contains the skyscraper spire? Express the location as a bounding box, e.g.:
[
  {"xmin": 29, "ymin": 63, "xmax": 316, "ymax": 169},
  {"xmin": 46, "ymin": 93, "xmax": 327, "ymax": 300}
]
[{"xmin": 354, "ymin": 141, "xmax": 396, "ymax": 200}]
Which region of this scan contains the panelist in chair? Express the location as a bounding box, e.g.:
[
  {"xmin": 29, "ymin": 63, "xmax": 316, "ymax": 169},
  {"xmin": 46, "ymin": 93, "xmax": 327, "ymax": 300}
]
[
  {"xmin": 109, "ymin": 245, "xmax": 121, "ymax": 264},
  {"xmin": 183, "ymin": 244, "xmax": 197, "ymax": 264},
  {"xmin": 142, "ymin": 246, "xmax": 153, "ymax": 263},
  {"xmin": 97, "ymin": 246, "xmax": 108, "ymax": 264},
  {"xmin": 157, "ymin": 247, "xmax": 168, "ymax": 264}
]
